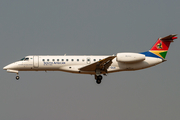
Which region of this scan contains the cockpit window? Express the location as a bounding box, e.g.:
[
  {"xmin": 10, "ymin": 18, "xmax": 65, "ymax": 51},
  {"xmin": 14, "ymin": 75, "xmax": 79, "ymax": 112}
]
[
  {"xmin": 20, "ymin": 58, "xmax": 25, "ymax": 61},
  {"xmin": 20, "ymin": 57, "xmax": 29, "ymax": 61},
  {"xmin": 25, "ymin": 58, "xmax": 29, "ymax": 61}
]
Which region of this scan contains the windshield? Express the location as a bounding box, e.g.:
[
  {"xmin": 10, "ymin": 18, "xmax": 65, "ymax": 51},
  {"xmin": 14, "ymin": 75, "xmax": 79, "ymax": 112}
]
[
  {"xmin": 25, "ymin": 58, "xmax": 29, "ymax": 61},
  {"xmin": 20, "ymin": 58, "xmax": 25, "ymax": 61},
  {"xmin": 20, "ymin": 57, "xmax": 29, "ymax": 61}
]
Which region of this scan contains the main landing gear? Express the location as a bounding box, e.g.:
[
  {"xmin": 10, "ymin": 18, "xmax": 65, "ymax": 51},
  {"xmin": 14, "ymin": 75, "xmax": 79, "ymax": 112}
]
[{"xmin": 95, "ymin": 75, "xmax": 103, "ymax": 84}]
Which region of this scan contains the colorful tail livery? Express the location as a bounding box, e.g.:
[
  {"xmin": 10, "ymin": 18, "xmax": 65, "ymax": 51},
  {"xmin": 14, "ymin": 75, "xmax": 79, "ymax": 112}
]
[{"xmin": 141, "ymin": 34, "xmax": 178, "ymax": 59}]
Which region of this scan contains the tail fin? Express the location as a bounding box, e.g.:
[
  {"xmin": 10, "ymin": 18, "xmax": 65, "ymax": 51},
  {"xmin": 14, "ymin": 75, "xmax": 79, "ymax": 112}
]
[
  {"xmin": 140, "ymin": 34, "xmax": 178, "ymax": 59},
  {"xmin": 149, "ymin": 34, "xmax": 177, "ymax": 59}
]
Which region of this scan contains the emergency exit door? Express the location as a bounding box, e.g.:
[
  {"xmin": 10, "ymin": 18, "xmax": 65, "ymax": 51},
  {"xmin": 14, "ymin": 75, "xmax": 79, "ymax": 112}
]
[{"xmin": 87, "ymin": 58, "xmax": 91, "ymax": 64}]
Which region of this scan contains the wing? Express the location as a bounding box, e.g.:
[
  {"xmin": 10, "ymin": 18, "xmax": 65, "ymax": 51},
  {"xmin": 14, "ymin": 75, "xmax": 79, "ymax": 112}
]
[{"xmin": 79, "ymin": 56, "xmax": 116, "ymax": 72}]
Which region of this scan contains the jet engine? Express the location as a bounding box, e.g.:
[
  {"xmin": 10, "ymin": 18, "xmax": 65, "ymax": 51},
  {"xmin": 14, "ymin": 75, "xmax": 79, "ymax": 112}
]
[{"xmin": 116, "ymin": 53, "xmax": 145, "ymax": 63}]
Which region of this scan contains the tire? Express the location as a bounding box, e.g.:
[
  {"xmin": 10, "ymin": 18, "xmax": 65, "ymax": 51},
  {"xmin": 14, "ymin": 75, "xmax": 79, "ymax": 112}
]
[
  {"xmin": 96, "ymin": 79, "xmax": 101, "ymax": 84},
  {"xmin": 16, "ymin": 76, "xmax": 20, "ymax": 80},
  {"xmin": 97, "ymin": 75, "xmax": 102, "ymax": 80}
]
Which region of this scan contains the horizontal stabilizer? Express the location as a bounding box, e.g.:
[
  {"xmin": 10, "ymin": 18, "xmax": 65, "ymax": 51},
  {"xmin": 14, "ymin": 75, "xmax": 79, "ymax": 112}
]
[{"xmin": 160, "ymin": 34, "xmax": 178, "ymax": 41}]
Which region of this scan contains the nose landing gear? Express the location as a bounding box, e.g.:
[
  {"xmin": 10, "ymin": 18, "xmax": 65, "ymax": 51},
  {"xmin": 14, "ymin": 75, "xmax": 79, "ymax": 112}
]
[
  {"xmin": 95, "ymin": 75, "xmax": 103, "ymax": 84},
  {"xmin": 15, "ymin": 73, "xmax": 19, "ymax": 80},
  {"xmin": 16, "ymin": 76, "xmax": 20, "ymax": 80}
]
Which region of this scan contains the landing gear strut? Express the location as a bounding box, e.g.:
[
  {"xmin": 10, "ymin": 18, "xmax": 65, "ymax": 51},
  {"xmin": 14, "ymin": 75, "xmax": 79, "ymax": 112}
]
[
  {"xmin": 95, "ymin": 75, "xmax": 103, "ymax": 84},
  {"xmin": 16, "ymin": 76, "xmax": 20, "ymax": 80}
]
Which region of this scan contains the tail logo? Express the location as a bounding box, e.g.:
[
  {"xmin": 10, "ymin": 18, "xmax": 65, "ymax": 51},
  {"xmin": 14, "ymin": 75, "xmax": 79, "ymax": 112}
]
[{"xmin": 156, "ymin": 42, "xmax": 163, "ymax": 49}]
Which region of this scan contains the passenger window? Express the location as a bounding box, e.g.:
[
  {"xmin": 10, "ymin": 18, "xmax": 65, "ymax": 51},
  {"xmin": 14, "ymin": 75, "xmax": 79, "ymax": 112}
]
[
  {"xmin": 42, "ymin": 59, "xmax": 45, "ymax": 61},
  {"xmin": 82, "ymin": 59, "xmax": 85, "ymax": 62},
  {"xmin": 52, "ymin": 59, "xmax": 55, "ymax": 61},
  {"xmin": 62, "ymin": 59, "xmax": 64, "ymax": 61},
  {"xmin": 47, "ymin": 59, "xmax": 49, "ymax": 61},
  {"xmin": 57, "ymin": 59, "xmax": 59, "ymax": 61},
  {"xmin": 77, "ymin": 59, "xmax": 79, "ymax": 61},
  {"xmin": 94, "ymin": 59, "xmax": 96, "ymax": 61},
  {"xmin": 99, "ymin": 59, "xmax": 101, "ymax": 61},
  {"xmin": 66, "ymin": 59, "xmax": 68, "ymax": 61},
  {"xmin": 71, "ymin": 59, "xmax": 74, "ymax": 61}
]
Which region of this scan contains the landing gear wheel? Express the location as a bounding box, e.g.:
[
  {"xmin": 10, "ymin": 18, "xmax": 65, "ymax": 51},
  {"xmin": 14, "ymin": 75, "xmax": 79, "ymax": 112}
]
[
  {"xmin": 96, "ymin": 79, "xmax": 101, "ymax": 84},
  {"xmin": 95, "ymin": 75, "xmax": 103, "ymax": 84},
  {"xmin": 97, "ymin": 75, "xmax": 102, "ymax": 80},
  {"xmin": 16, "ymin": 76, "xmax": 20, "ymax": 80}
]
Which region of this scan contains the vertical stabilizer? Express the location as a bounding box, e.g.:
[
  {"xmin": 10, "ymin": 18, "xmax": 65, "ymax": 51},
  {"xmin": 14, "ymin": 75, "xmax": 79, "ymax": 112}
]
[
  {"xmin": 140, "ymin": 34, "xmax": 177, "ymax": 59},
  {"xmin": 149, "ymin": 34, "xmax": 177, "ymax": 59}
]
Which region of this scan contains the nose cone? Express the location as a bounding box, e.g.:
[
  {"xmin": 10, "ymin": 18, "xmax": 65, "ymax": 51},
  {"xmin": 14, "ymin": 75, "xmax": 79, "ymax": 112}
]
[
  {"xmin": 3, "ymin": 64, "xmax": 12, "ymax": 70},
  {"xmin": 3, "ymin": 66, "xmax": 8, "ymax": 70},
  {"xmin": 3, "ymin": 63, "xmax": 18, "ymax": 70}
]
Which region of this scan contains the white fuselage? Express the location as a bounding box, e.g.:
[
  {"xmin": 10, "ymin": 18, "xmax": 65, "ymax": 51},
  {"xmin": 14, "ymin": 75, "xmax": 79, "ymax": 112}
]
[{"xmin": 3, "ymin": 54, "xmax": 163, "ymax": 75}]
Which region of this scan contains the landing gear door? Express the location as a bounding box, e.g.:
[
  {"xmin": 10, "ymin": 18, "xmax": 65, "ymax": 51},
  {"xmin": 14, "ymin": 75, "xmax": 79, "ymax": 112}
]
[{"xmin": 33, "ymin": 56, "xmax": 39, "ymax": 68}]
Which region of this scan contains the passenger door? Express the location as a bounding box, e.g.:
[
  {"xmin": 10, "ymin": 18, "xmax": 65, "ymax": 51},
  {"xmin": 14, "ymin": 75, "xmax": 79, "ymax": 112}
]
[{"xmin": 33, "ymin": 56, "xmax": 39, "ymax": 68}]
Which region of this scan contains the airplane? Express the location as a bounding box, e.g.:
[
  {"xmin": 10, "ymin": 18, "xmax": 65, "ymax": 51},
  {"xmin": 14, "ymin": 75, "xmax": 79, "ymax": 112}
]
[{"xmin": 3, "ymin": 34, "xmax": 178, "ymax": 84}]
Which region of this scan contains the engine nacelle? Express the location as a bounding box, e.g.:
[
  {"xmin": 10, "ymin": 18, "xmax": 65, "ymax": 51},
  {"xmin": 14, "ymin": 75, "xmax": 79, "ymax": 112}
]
[{"xmin": 116, "ymin": 53, "xmax": 145, "ymax": 63}]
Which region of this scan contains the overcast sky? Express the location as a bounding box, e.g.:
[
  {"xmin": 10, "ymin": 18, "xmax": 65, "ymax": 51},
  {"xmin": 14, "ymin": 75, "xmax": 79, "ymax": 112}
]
[{"xmin": 1, "ymin": 0, "xmax": 180, "ymax": 120}]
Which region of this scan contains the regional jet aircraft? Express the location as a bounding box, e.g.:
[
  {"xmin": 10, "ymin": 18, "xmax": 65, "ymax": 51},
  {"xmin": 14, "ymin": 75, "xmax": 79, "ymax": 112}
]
[{"xmin": 3, "ymin": 34, "xmax": 177, "ymax": 84}]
